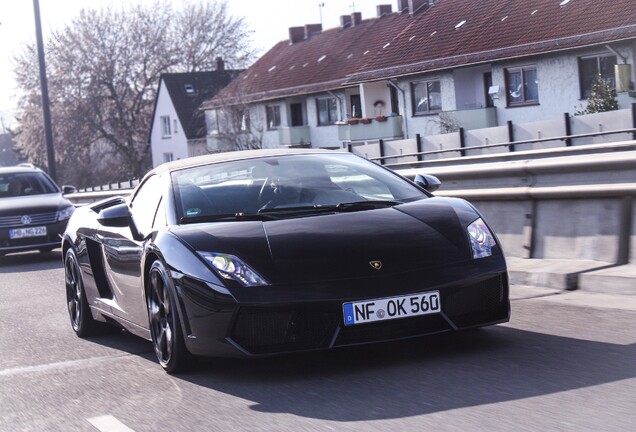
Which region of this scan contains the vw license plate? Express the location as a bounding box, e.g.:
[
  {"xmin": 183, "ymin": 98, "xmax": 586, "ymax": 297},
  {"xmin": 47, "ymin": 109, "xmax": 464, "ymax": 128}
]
[
  {"xmin": 343, "ymin": 291, "xmax": 440, "ymax": 326},
  {"xmin": 9, "ymin": 226, "xmax": 47, "ymax": 239}
]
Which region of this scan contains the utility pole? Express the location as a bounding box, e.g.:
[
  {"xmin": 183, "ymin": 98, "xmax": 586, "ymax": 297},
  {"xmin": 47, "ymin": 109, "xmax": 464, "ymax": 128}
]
[{"xmin": 32, "ymin": 0, "xmax": 56, "ymax": 182}]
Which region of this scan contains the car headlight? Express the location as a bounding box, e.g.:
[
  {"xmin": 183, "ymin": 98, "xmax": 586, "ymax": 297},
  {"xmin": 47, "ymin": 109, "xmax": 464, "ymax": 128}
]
[
  {"xmin": 198, "ymin": 252, "xmax": 269, "ymax": 287},
  {"xmin": 58, "ymin": 205, "xmax": 75, "ymax": 222},
  {"xmin": 467, "ymin": 218, "xmax": 496, "ymax": 259}
]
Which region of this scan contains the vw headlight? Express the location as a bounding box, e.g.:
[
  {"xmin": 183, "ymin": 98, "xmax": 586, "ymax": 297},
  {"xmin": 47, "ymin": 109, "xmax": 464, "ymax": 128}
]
[
  {"xmin": 198, "ymin": 252, "xmax": 268, "ymax": 287},
  {"xmin": 58, "ymin": 205, "xmax": 75, "ymax": 222},
  {"xmin": 467, "ymin": 218, "xmax": 496, "ymax": 259}
]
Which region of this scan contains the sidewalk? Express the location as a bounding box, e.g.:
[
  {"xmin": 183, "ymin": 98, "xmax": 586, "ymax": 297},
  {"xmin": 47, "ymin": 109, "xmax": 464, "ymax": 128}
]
[{"xmin": 506, "ymin": 257, "xmax": 636, "ymax": 295}]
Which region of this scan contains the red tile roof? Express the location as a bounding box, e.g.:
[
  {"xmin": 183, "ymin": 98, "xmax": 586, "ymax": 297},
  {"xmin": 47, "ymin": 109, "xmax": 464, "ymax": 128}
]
[{"xmin": 203, "ymin": 0, "xmax": 636, "ymax": 109}]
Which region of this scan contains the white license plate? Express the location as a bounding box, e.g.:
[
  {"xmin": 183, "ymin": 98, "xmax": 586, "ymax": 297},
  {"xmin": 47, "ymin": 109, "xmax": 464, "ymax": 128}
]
[
  {"xmin": 343, "ymin": 291, "xmax": 441, "ymax": 326},
  {"xmin": 9, "ymin": 226, "xmax": 47, "ymax": 239}
]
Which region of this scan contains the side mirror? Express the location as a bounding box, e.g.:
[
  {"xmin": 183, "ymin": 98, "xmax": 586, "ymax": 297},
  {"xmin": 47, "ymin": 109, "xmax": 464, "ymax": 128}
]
[
  {"xmin": 97, "ymin": 202, "xmax": 132, "ymax": 228},
  {"xmin": 62, "ymin": 185, "xmax": 77, "ymax": 195},
  {"xmin": 414, "ymin": 174, "xmax": 441, "ymax": 193}
]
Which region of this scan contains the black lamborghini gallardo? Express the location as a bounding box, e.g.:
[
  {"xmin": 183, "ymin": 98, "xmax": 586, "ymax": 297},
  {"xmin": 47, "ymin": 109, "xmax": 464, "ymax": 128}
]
[{"xmin": 63, "ymin": 149, "xmax": 509, "ymax": 373}]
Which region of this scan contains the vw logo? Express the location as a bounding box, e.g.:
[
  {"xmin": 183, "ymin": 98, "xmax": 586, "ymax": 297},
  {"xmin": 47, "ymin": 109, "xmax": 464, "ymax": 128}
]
[
  {"xmin": 369, "ymin": 260, "xmax": 382, "ymax": 270},
  {"xmin": 20, "ymin": 215, "xmax": 32, "ymax": 225}
]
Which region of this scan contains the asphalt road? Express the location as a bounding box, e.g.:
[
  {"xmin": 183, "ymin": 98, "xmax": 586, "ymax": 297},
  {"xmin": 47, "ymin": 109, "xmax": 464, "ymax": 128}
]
[{"xmin": 1, "ymin": 251, "xmax": 635, "ymax": 432}]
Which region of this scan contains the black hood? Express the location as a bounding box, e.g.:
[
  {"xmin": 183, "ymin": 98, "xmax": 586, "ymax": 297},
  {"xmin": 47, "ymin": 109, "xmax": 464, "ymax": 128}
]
[
  {"xmin": 172, "ymin": 197, "xmax": 481, "ymax": 285},
  {"xmin": 0, "ymin": 193, "xmax": 73, "ymax": 216}
]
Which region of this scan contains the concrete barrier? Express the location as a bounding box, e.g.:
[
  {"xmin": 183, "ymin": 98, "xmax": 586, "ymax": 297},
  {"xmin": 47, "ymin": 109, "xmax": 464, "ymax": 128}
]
[{"xmin": 396, "ymin": 141, "xmax": 636, "ymax": 293}]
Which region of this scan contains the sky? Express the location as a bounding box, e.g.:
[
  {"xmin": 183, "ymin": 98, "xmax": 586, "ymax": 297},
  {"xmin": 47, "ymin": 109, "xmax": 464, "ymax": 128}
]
[{"xmin": 0, "ymin": 0, "xmax": 385, "ymax": 130}]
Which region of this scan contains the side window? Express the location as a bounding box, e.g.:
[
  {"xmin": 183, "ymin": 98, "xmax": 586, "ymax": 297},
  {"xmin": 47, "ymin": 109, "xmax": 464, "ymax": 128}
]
[
  {"xmin": 130, "ymin": 175, "xmax": 162, "ymax": 236},
  {"xmin": 578, "ymin": 54, "xmax": 617, "ymax": 99},
  {"xmin": 317, "ymin": 97, "xmax": 338, "ymax": 125},
  {"xmin": 411, "ymin": 80, "xmax": 442, "ymax": 115},
  {"xmin": 160, "ymin": 115, "xmax": 171, "ymax": 137},
  {"xmin": 505, "ymin": 66, "xmax": 539, "ymax": 106},
  {"xmin": 266, "ymin": 105, "xmax": 281, "ymax": 130}
]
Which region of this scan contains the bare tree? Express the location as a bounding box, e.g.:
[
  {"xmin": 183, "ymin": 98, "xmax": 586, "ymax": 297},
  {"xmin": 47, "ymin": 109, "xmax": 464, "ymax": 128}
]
[{"xmin": 12, "ymin": 0, "xmax": 255, "ymax": 186}]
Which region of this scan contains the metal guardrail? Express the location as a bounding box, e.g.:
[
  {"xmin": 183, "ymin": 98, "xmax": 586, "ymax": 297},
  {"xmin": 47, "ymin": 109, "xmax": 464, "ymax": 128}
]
[{"xmin": 371, "ymin": 128, "xmax": 636, "ymax": 165}]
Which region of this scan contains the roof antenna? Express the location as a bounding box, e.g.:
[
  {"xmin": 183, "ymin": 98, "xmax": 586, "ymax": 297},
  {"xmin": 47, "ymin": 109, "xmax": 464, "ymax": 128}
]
[
  {"xmin": 318, "ymin": 2, "xmax": 325, "ymax": 25},
  {"xmin": 349, "ymin": 1, "xmax": 356, "ymax": 12}
]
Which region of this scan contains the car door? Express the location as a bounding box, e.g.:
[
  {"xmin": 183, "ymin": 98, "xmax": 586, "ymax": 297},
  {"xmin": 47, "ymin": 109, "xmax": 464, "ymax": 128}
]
[{"xmin": 98, "ymin": 174, "xmax": 163, "ymax": 327}]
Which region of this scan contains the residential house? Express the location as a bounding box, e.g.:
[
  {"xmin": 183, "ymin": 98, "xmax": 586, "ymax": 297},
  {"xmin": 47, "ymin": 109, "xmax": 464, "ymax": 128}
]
[
  {"xmin": 202, "ymin": 0, "xmax": 636, "ymax": 151},
  {"xmin": 149, "ymin": 60, "xmax": 242, "ymax": 167},
  {"xmin": 0, "ymin": 134, "xmax": 20, "ymax": 167}
]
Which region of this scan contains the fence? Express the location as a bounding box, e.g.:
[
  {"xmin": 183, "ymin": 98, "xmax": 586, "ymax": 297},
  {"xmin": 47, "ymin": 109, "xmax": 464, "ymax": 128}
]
[{"xmin": 348, "ymin": 104, "xmax": 636, "ymax": 166}]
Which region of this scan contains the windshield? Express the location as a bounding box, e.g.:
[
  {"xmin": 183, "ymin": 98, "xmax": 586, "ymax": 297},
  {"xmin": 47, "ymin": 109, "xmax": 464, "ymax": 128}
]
[
  {"xmin": 171, "ymin": 153, "xmax": 427, "ymax": 222},
  {"xmin": 0, "ymin": 172, "xmax": 59, "ymax": 198}
]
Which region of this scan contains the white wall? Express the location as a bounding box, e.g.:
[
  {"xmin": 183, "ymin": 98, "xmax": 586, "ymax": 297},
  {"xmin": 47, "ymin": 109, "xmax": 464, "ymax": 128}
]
[
  {"xmin": 150, "ymin": 81, "xmax": 188, "ymax": 167},
  {"xmin": 360, "ymin": 81, "xmax": 392, "ymax": 117}
]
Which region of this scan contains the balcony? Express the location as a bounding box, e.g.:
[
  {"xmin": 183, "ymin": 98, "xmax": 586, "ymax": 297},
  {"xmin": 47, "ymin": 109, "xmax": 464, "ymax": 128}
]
[
  {"xmin": 279, "ymin": 125, "xmax": 311, "ymax": 146},
  {"xmin": 337, "ymin": 115, "xmax": 404, "ymax": 142},
  {"xmin": 447, "ymin": 107, "xmax": 497, "ymax": 130}
]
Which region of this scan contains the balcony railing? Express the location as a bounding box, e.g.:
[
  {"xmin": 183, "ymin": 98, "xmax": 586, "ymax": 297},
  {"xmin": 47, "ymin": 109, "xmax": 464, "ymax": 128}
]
[
  {"xmin": 278, "ymin": 125, "xmax": 311, "ymax": 146},
  {"xmin": 337, "ymin": 115, "xmax": 404, "ymax": 141},
  {"xmin": 447, "ymin": 107, "xmax": 497, "ymax": 130}
]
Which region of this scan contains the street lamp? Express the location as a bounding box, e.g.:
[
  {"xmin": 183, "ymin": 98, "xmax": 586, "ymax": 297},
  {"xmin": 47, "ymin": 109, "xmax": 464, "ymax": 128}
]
[{"xmin": 32, "ymin": 0, "xmax": 56, "ymax": 182}]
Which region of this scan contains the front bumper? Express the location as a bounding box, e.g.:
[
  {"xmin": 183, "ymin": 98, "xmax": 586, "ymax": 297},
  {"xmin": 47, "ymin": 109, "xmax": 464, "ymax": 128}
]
[
  {"xmin": 0, "ymin": 220, "xmax": 67, "ymax": 254},
  {"xmin": 173, "ymin": 257, "xmax": 510, "ymax": 358}
]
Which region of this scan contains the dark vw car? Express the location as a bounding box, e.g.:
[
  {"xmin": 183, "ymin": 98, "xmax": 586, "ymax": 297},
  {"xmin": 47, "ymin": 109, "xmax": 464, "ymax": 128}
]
[
  {"xmin": 63, "ymin": 149, "xmax": 510, "ymax": 373},
  {"xmin": 0, "ymin": 165, "xmax": 75, "ymax": 256}
]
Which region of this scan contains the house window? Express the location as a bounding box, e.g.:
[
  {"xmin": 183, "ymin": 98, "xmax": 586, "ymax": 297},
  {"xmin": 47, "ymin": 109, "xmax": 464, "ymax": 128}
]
[
  {"xmin": 505, "ymin": 66, "xmax": 539, "ymax": 106},
  {"xmin": 317, "ymin": 97, "xmax": 338, "ymax": 126},
  {"xmin": 160, "ymin": 115, "xmax": 171, "ymax": 137},
  {"xmin": 411, "ymin": 80, "xmax": 442, "ymax": 115},
  {"xmin": 350, "ymin": 94, "xmax": 362, "ymax": 118},
  {"xmin": 173, "ymin": 119, "xmax": 178, "ymax": 134},
  {"xmin": 579, "ymin": 54, "xmax": 617, "ymax": 99},
  {"xmin": 163, "ymin": 152, "xmax": 174, "ymax": 163},
  {"xmin": 266, "ymin": 105, "xmax": 281, "ymax": 130},
  {"xmin": 206, "ymin": 110, "xmax": 220, "ymax": 135},
  {"xmin": 238, "ymin": 109, "xmax": 250, "ymax": 132}
]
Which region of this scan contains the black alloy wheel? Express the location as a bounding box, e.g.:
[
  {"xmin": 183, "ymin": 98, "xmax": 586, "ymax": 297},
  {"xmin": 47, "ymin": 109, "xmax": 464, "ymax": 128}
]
[
  {"xmin": 147, "ymin": 260, "xmax": 188, "ymax": 373},
  {"xmin": 65, "ymin": 248, "xmax": 99, "ymax": 337}
]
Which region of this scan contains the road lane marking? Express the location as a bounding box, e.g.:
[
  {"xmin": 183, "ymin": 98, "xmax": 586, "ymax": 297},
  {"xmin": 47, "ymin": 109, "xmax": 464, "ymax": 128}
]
[
  {"xmin": 88, "ymin": 415, "xmax": 136, "ymax": 432},
  {"xmin": 0, "ymin": 353, "xmax": 137, "ymax": 378}
]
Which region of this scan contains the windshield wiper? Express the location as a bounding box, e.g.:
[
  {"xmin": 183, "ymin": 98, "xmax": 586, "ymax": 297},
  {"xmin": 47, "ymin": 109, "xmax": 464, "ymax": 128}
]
[
  {"xmin": 257, "ymin": 205, "xmax": 334, "ymax": 215},
  {"xmin": 180, "ymin": 212, "xmax": 277, "ymax": 224},
  {"xmin": 256, "ymin": 201, "xmax": 402, "ymax": 216},
  {"xmin": 334, "ymin": 200, "xmax": 402, "ymax": 211}
]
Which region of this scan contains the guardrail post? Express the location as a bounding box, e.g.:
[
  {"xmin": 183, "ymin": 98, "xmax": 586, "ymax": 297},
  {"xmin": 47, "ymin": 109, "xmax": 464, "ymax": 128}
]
[
  {"xmin": 459, "ymin": 127, "xmax": 466, "ymax": 157},
  {"xmin": 507, "ymin": 121, "xmax": 515, "ymax": 152},
  {"xmin": 564, "ymin": 113, "xmax": 572, "ymax": 147},
  {"xmin": 618, "ymin": 196, "xmax": 633, "ymax": 265},
  {"xmin": 416, "ymin": 134, "xmax": 423, "ymax": 161},
  {"xmin": 378, "ymin": 139, "xmax": 386, "ymax": 164},
  {"xmin": 632, "ymin": 103, "xmax": 636, "ymax": 140}
]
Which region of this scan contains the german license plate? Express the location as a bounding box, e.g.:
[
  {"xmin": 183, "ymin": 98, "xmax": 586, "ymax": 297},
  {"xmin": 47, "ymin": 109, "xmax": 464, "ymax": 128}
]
[
  {"xmin": 343, "ymin": 291, "xmax": 441, "ymax": 326},
  {"xmin": 9, "ymin": 226, "xmax": 47, "ymax": 239}
]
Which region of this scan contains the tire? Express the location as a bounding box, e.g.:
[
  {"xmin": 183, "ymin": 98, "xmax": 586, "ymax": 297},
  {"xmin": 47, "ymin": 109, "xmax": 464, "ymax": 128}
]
[
  {"xmin": 147, "ymin": 260, "xmax": 189, "ymax": 373},
  {"xmin": 64, "ymin": 247, "xmax": 101, "ymax": 337}
]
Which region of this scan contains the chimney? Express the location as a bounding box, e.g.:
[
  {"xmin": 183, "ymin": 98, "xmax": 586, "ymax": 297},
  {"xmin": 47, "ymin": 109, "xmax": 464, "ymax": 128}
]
[
  {"xmin": 408, "ymin": 0, "xmax": 429, "ymax": 15},
  {"xmin": 289, "ymin": 26, "xmax": 305, "ymax": 44},
  {"xmin": 215, "ymin": 57, "xmax": 225, "ymax": 71},
  {"xmin": 340, "ymin": 15, "xmax": 352, "ymax": 28},
  {"xmin": 304, "ymin": 23, "xmax": 323, "ymax": 39},
  {"xmin": 377, "ymin": 4, "xmax": 393, "ymax": 17},
  {"xmin": 351, "ymin": 12, "xmax": 362, "ymax": 26}
]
